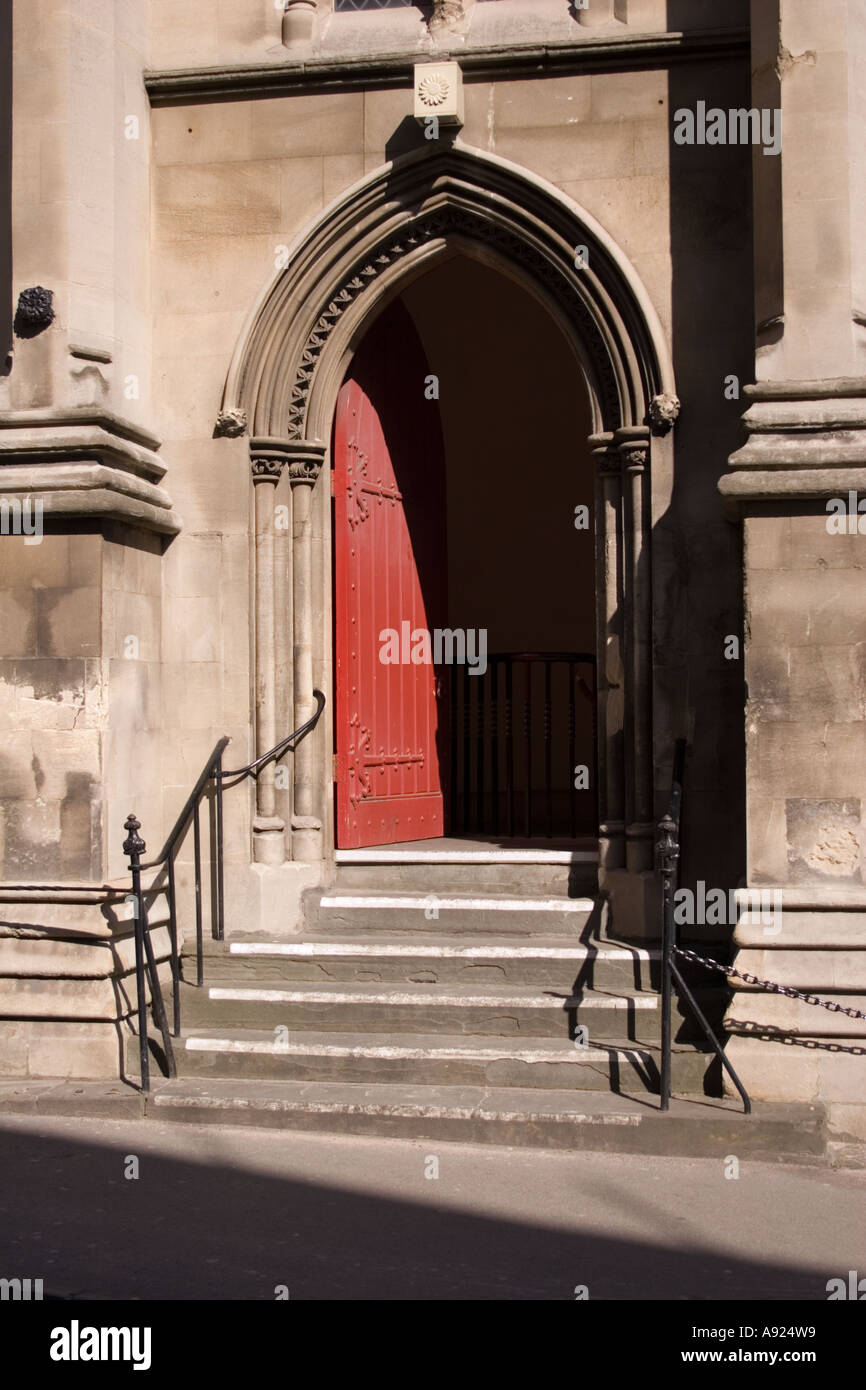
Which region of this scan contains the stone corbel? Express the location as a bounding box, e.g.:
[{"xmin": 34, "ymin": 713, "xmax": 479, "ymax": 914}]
[
  {"xmin": 574, "ymin": 0, "xmax": 627, "ymax": 30},
  {"xmin": 428, "ymin": 1, "xmax": 466, "ymax": 36},
  {"xmin": 282, "ymin": 0, "xmax": 317, "ymax": 49},
  {"xmin": 648, "ymin": 392, "xmax": 680, "ymax": 436}
]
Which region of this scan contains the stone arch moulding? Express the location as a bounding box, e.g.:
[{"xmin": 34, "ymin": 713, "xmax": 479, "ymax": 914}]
[{"xmin": 220, "ymin": 142, "xmax": 678, "ymax": 893}]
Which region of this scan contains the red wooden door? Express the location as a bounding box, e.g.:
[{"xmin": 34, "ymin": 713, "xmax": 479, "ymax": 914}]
[{"xmin": 333, "ymin": 301, "xmax": 447, "ymax": 848}]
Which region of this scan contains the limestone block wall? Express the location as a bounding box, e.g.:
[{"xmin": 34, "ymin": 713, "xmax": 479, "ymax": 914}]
[
  {"xmin": 723, "ymin": 507, "xmax": 866, "ymax": 1137},
  {"xmin": 0, "ymin": 520, "xmax": 164, "ymax": 888},
  {"xmin": 0, "ymin": 2, "xmax": 171, "ymax": 1078},
  {"xmin": 0, "ymin": 889, "xmax": 172, "ymax": 1081},
  {"xmin": 3, "ymin": 0, "xmax": 153, "ymax": 424},
  {"xmin": 744, "ymin": 511, "xmax": 866, "ymax": 890},
  {"xmin": 0, "ymin": 518, "xmax": 169, "ymax": 1079},
  {"xmin": 720, "ymin": 0, "xmax": 866, "ymax": 1134},
  {"xmin": 0, "ymin": 529, "xmax": 102, "ymax": 883}
]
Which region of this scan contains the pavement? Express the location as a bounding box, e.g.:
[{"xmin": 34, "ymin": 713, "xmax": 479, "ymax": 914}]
[{"xmin": 1, "ymin": 1111, "xmax": 864, "ymax": 1300}]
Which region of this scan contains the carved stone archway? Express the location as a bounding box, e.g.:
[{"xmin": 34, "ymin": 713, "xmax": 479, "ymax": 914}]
[{"xmin": 219, "ymin": 142, "xmax": 677, "ymax": 904}]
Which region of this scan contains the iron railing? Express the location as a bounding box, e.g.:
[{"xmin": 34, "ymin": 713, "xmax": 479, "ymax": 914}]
[
  {"xmin": 656, "ymin": 738, "xmax": 751, "ymax": 1114},
  {"xmin": 449, "ymin": 651, "xmax": 597, "ymax": 839},
  {"xmin": 124, "ymin": 690, "xmax": 326, "ymax": 1091}
]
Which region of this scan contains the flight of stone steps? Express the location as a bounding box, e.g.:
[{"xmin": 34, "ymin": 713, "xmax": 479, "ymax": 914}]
[{"xmin": 128, "ymin": 846, "xmax": 825, "ymax": 1157}]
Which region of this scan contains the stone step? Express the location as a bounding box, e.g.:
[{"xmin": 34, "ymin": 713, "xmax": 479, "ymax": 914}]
[
  {"xmin": 190, "ymin": 935, "xmax": 662, "ymax": 989},
  {"xmin": 177, "ymin": 977, "xmax": 665, "ymax": 1039},
  {"xmin": 137, "ymin": 1027, "xmax": 717, "ymax": 1093},
  {"xmin": 301, "ymin": 889, "xmax": 598, "ymax": 935},
  {"xmin": 332, "ymin": 847, "xmax": 597, "ymax": 896},
  {"xmin": 148, "ymin": 1077, "xmax": 828, "ymax": 1161}
]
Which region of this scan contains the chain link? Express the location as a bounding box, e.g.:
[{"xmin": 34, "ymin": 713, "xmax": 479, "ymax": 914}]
[{"xmin": 673, "ymin": 946, "xmax": 866, "ymax": 1022}]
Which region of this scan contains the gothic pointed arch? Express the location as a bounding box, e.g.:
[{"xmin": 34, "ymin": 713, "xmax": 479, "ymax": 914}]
[
  {"xmin": 227, "ymin": 140, "xmax": 678, "ymax": 905},
  {"xmin": 220, "ymin": 141, "xmax": 675, "ymax": 444}
]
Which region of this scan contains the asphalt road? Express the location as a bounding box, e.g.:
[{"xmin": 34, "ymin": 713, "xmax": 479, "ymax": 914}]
[{"xmin": 1, "ymin": 1113, "xmax": 864, "ymax": 1301}]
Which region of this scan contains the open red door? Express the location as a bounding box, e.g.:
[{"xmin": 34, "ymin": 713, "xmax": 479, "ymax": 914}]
[{"xmin": 333, "ymin": 300, "xmax": 447, "ymax": 848}]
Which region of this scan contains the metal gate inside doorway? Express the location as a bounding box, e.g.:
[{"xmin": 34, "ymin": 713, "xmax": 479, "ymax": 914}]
[{"xmin": 448, "ymin": 651, "xmax": 597, "ymax": 840}]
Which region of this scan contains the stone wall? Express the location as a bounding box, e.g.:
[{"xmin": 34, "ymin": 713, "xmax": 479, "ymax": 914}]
[
  {"xmin": 719, "ymin": 0, "xmax": 866, "ymax": 1137},
  {"xmin": 0, "ymin": 0, "xmax": 757, "ymax": 1075}
]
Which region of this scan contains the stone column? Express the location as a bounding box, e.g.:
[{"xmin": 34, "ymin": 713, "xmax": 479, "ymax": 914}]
[
  {"xmin": 620, "ymin": 431, "xmax": 654, "ymax": 873},
  {"xmin": 288, "ymin": 443, "xmax": 326, "ymax": 863},
  {"xmin": 250, "ymin": 440, "xmax": 288, "ymax": 865},
  {"xmin": 592, "ymin": 434, "xmax": 625, "ymax": 871}
]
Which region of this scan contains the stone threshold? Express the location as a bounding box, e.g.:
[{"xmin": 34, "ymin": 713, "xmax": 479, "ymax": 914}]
[
  {"xmin": 0, "ymin": 1078, "xmax": 857, "ymax": 1169},
  {"xmin": 335, "ymin": 845, "xmax": 598, "ymax": 865}
]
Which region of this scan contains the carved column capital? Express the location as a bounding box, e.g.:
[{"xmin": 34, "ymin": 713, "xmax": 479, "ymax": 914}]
[
  {"xmin": 250, "ymin": 438, "xmax": 289, "ymax": 484},
  {"xmin": 287, "ymin": 442, "xmax": 326, "ymax": 488},
  {"xmin": 596, "ymin": 447, "xmax": 621, "ymax": 477},
  {"xmin": 615, "ymin": 427, "xmax": 650, "ymax": 475},
  {"xmin": 620, "ymin": 444, "xmax": 648, "ymax": 474},
  {"xmin": 250, "ymin": 437, "xmax": 326, "ymax": 485}
]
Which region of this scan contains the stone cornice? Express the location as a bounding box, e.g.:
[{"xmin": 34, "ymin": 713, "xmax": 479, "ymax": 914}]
[
  {"xmin": 145, "ymin": 28, "xmax": 748, "ymax": 104},
  {"xmin": 0, "ymin": 407, "xmax": 162, "ymax": 464},
  {"xmin": 0, "ymin": 410, "xmax": 179, "ymax": 534},
  {"xmin": 722, "ymin": 381, "xmax": 866, "ymax": 510}
]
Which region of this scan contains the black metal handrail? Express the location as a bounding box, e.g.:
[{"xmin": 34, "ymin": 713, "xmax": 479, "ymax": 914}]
[
  {"xmin": 123, "ymin": 689, "xmax": 326, "ymax": 1092},
  {"xmin": 656, "ymin": 739, "xmax": 751, "ymax": 1114}
]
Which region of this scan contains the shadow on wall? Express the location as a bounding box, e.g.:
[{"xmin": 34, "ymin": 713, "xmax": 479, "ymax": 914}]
[
  {"xmin": 662, "ymin": 0, "xmax": 753, "ymax": 901},
  {"xmin": 0, "ymin": 0, "xmax": 10, "ymax": 373},
  {"xmin": 666, "ymin": 0, "xmax": 750, "ymax": 30}
]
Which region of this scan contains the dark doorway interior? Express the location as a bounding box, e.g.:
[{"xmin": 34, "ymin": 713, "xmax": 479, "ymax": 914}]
[{"xmin": 334, "ymin": 254, "xmax": 598, "ymax": 845}]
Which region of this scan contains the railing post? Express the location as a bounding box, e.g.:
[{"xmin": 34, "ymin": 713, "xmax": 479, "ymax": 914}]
[
  {"xmin": 215, "ymin": 751, "xmax": 225, "ymax": 942},
  {"xmin": 123, "ymin": 813, "xmax": 150, "ymax": 1094},
  {"xmin": 656, "ymin": 810, "xmax": 679, "ymax": 1111},
  {"xmin": 167, "ymin": 854, "xmax": 180, "ymax": 1036},
  {"xmin": 193, "ymin": 801, "xmax": 203, "ymax": 986}
]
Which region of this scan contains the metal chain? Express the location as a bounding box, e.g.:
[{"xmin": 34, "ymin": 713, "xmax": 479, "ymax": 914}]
[{"xmin": 673, "ymin": 946, "xmax": 866, "ymax": 1021}]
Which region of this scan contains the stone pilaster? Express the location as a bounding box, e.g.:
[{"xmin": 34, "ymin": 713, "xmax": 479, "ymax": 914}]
[
  {"xmin": 250, "ymin": 440, "xmax": 287, "ymax": 865},
  {"xmin": 592, "ymin": 434, "xmax": 625, "ymax": 872},
  {"xmin": 287, "ymin": 443, "xmax": 326, "ymax": 864},
  {"xmin": 619, "ymin": 431, "xmax": 654, "ymax": 874}
]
